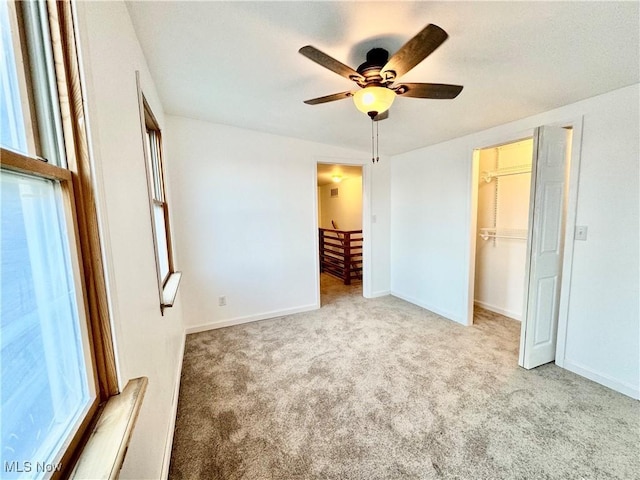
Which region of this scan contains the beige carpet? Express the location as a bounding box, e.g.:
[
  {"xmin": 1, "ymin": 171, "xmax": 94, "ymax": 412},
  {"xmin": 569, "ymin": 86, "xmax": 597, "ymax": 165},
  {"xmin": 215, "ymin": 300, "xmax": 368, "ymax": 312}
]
[{"xmin": 169, "ymin": 274, "xmax": 639, "ymax": 479}]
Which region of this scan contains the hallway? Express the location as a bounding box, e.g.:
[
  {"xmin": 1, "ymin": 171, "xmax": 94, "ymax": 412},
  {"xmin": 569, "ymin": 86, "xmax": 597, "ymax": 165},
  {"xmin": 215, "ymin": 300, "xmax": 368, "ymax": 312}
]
[{"xmin": 320, "ymin": 272, "xmax": 362, "ymax": 306}]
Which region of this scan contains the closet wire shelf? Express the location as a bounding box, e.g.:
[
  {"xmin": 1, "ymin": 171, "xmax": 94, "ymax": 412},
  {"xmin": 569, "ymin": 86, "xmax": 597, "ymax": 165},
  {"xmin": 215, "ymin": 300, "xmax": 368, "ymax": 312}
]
[
  {"xmin": 479, "ymin": 228, "xmax": 528, "ymax": 240},
  {"xmin": 481, "ymin": 164, "xmax": 531, "ymax": 183}
]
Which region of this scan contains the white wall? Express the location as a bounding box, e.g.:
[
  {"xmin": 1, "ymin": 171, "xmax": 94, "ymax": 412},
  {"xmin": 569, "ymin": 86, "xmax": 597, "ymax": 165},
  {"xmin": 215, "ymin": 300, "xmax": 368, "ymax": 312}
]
[
  {"xmin": 391, "ymin": 84, "xmax": 639, "ymax": 398},
  {"xmin": 390, "ymin": 138, "xmax": 472, "ymax": 321},
  {"xmin": 318, "ymin": 176, "xmax": 362, "ymax": 231},
  {"xmin": 474, "ymin": 140, "xmax": 532, "ymax": 320},
  {"xmin": 75, "ymin": 2, "xmax": 185, "ymax": 478},
  {"xmin": 164, "ymin": 116, "xmax": 385, "ymax": 331},
  {"xmin": 369, "ymin": 157, "xmax": 391, "ymax": 297}
]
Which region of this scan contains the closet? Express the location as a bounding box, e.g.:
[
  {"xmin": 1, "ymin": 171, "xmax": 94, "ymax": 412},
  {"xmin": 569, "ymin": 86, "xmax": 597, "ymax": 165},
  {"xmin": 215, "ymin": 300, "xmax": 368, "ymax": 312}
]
[{"xmin": 474, "ymin": 138, "xmax": 533, "ymax": 321}]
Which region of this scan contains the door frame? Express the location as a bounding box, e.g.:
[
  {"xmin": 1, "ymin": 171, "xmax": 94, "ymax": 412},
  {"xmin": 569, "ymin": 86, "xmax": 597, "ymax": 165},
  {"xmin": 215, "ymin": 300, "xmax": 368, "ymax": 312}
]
[
  {"xmin": 313, "ymin": 157, "xmax": 371, "ymax": 301},
  {"xmin": 467, "ymin": 133, "xmax": 534, "ymax": 326},
  {"xmin": 465, "ymin": 117, "xmax": 584, "ymax": 368}
]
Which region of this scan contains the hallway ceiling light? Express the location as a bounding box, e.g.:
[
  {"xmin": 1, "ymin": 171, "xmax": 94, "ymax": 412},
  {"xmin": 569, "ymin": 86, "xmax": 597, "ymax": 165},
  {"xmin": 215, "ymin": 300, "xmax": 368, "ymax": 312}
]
[{"xmin": 332, "ymin": 175, "xmax": 342, "ymax": 183}]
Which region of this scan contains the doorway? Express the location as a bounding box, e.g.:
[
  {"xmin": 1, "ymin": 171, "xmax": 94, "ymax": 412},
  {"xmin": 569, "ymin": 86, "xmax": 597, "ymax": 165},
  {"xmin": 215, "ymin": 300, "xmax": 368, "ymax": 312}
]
[
  {"xmin": 468, "ymin": 124, "xmax": 578, "ymax": 370},
  {"xmin": 473, "ymin": 138, "xmax": 533, "ymax": 322},
  {"xmin": 316, "ymin": 163, "xmax": 364, "ymax": 303}
]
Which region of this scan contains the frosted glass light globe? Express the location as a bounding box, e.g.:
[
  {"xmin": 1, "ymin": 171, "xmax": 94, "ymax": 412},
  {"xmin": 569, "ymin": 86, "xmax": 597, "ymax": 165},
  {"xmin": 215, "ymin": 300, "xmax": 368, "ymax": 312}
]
[{"xmin": 353, "ymin": 86, "xmax": 396, "ymax": 116}]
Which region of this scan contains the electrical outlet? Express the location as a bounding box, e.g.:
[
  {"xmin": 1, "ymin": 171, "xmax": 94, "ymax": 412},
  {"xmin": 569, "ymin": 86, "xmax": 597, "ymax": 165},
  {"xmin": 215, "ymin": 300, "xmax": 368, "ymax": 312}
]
[
  {"xmin": 575, "ymin": 225, "xmax": 588, "ymax": 241},
  {"xmin": 218, "ymin": 296, "xmax": 226, "ymax": 306}
]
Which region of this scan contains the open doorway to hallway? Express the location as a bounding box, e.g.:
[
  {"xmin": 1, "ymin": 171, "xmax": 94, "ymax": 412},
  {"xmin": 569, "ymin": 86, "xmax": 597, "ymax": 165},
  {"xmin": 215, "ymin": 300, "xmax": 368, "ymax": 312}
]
[{"xmin": 317, "ymin": 163, "xmax": 363, "ymax": 303}]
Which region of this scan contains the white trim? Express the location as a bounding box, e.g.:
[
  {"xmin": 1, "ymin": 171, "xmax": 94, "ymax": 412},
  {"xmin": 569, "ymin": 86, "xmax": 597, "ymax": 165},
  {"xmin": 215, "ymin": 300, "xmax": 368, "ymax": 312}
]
[
  {"xmin": 184, "ymin": 303, "xmax": 320, "ymax": 334},
  {"xmin": 518, "ymin": 128, "xmax": 541, "ymax": 367},
  {"xmin": 368, "ymin": 290, "xmax": 391, "ymax": 298},
  {"xmin": 361, "ymin": 161, "xmax": 373, "ymax": 299},
  {"xmin": 312, "ymin": 165, "xmax": 321, "ymax": 309},
  {"xmin": 562, "ymin": 360, "xmax": 639, "ymax": 400},
  {"xmin": 161, "ymin": 271, "xmax": 182, "ymax": 308},
  {"xmin": 160, "ymin": 332, "xmax": 186, "ymax": 479},
  {"xmin": 552, "ymin": 117, "xmax": 584, "ymax": 368},
  {"xmin": 465, "ymin": 149, "xmax": 480, "ymax": 326},
  {"xmin": 315, "ymin": 156, "xmax": 371, "ymax": 298},
  {"xmin": 473, "ymin": 300, "xmax": 521, "ymax": 321},
  {"xmin": 391, "ymin": 291, "xmax": 465, "ymax": 325}
]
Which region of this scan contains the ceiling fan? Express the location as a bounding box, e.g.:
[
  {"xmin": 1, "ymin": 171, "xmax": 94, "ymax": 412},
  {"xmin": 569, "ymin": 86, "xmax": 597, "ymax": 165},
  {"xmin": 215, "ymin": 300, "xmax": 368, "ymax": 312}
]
[{"xmin": 299, "ymin": 24, "xmax": 463, "ymax": 120}]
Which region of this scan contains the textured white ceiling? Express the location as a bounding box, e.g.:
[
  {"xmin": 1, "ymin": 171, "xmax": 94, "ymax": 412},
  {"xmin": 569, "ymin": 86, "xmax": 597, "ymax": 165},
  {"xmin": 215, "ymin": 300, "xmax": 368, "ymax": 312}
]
[{"xmin": 126, "ymin": 1, "xmax": 639, "ymax": 156}]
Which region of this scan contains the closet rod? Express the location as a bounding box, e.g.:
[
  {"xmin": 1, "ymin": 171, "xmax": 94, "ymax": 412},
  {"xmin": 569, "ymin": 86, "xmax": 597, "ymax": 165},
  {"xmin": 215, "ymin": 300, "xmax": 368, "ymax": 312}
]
[
  {"xmin": 479, "ymin": 228, "xmax": 528, "ymax": 241},
  {"xmin": 481, "ymin": 165, "xmax": 531, "ymax": 183},
  {"xmin": 479, "ymin": 233, "xmax": 527, "ymax": 240}
]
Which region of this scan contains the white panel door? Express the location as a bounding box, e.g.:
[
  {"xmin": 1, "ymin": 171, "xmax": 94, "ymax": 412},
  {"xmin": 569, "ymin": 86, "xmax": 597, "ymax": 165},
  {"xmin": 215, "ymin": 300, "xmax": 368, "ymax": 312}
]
[{"xmin": 519, "ymin": 126, "xmax": 570, "ymax": 369}]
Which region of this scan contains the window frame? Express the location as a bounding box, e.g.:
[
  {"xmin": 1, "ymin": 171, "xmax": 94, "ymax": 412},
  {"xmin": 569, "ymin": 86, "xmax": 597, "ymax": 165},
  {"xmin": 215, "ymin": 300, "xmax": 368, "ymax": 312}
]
[
  {"xmin": 136, "ymin": 75, "xmax": 180, "ymax": 311},
  {"xmin": 145, "ymin": 103, "xmax": 174, "ymax": 286},
  {"xmin": 45, "ymin": 0, "xmax": 118, "ymax": 399},
  {"xmin": 0, "ymin": 149, "xmax": 101, "ymax": 478},
  {"xmin": 1, "ymin": 0, "xmax": 119, "ymax": 476}
]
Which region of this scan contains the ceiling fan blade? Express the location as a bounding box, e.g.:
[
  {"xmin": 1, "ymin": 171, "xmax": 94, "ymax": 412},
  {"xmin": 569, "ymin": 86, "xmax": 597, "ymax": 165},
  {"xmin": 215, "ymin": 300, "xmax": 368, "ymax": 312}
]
[
  {"xmin": 299, "ymin": 46, "xmax": 364, "ymax": 82},
  {"xmin": 303, "ymin": 91, "xmax": 354, "ymax": 105},
  {"xmin": 373, "ymin": 110, "xmax": 389, "ymax": 121},
  {"xmin": 381, "ymin": 24, "xmax": 448, "ymax": 79},
  {"xmin": 395, "ymin": 83, "xmax": 463, "ymax": 99}
]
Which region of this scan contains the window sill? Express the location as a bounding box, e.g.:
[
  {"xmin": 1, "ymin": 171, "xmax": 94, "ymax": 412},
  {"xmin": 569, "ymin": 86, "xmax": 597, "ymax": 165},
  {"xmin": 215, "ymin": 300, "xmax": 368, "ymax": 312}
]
[
  {"xmin": 70, "ymin": 377, "xmax": 148, "ymax": 479},
  {"xmin": 161, "ymin": 271, "xmax": 182, "ymax": 310}
]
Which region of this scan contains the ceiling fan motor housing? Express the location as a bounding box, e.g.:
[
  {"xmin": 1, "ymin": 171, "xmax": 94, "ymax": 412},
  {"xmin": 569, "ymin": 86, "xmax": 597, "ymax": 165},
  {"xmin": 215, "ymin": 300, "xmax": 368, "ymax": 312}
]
[{"xmin": 357, "ymin": 48, "xmax": 393, "ymax": 86}]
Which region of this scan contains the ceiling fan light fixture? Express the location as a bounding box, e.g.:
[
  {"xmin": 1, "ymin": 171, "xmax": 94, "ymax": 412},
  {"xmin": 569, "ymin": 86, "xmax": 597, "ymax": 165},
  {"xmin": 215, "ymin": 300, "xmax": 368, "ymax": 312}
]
[{"xmin": 353, "ymin": 86, "xmax": 396, "ymax": 117}]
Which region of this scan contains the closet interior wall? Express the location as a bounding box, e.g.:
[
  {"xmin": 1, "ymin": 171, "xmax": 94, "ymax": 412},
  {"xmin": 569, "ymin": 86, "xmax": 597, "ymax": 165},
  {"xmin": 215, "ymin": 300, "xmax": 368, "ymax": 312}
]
[{"xmin": 474, "ymin": 139, "xmax": 533, "ymax": 321}]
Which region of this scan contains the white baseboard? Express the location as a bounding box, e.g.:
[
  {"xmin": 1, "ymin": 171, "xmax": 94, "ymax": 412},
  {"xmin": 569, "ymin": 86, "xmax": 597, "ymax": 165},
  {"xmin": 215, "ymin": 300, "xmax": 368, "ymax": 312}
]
[
  {"xmin": 184, "ymin": 303, "xmax": 320, "ymax": 334},
  {"xmin": 473, "ymin": 300, "xmax": 522, "ymax": 321},
  {"xmin": 562, "ymin": 359, "xmax": 639, "ymax": 400},
  {"xmin": 367, "ymin": 290, "xmax": 391, "ymax": 299},
  {"xmin": 160, "ymin": 333, "xmax": 186, "ymax": 479},
  {"xmin": 390, "ymin": 290, "xmax": 465, "ymax": 325}
]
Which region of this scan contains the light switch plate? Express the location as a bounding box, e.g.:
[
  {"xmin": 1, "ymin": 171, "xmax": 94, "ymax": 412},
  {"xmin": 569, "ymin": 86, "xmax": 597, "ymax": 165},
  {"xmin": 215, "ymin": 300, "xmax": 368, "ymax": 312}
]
[{"xmin": 575, "ymin": 225, "xmax": 588, "ymax": 241}]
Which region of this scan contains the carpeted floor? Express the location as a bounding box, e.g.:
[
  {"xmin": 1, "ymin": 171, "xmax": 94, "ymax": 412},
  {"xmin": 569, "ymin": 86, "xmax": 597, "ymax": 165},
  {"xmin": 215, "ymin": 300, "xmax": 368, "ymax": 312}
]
[{"xmin": 169, "ymin": 274, "xmax": 639, "ymax": 479}]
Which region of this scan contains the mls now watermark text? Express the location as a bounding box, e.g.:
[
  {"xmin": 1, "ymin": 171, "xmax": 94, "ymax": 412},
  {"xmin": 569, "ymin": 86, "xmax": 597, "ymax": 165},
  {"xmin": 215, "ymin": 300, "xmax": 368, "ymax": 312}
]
[{"xmin": 4, "ymin": 461, "xmax": 63, "ymax": 474}]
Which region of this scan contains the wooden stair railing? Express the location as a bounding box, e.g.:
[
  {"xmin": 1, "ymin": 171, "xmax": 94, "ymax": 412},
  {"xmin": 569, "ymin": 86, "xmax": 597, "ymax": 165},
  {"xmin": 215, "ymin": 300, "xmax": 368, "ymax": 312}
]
[{"xmin": 319, "ymin": 228, "xmax": 363, "ymax": 285}]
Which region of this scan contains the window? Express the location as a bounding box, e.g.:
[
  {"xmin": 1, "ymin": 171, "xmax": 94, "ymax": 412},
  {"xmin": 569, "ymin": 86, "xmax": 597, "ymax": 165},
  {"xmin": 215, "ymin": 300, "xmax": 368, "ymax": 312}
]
[
  {"xmin": 1, "ymin": 0, "xmax": 33, "ymax": 156},
  {"xmin": 144, "ymin": 109, "xmax": 172, "ymax": 284},
  {"xmin": 138, "ymin": 86, "xmax": 180, "ymax": 310},
  {"xmin": 1, "ymin": 1, "xmax": 116, "ymax": 477},
  {"xmin": 1, "ymin": 155, "xmax": 94, "ymax": 478}
]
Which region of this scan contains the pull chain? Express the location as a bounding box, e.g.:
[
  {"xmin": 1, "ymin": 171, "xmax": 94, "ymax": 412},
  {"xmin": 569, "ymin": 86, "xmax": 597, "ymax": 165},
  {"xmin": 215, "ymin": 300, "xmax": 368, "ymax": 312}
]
[
  {"xmin": 371, "ymin": 118, "xmax": 375, "ymax": 163},
  {"xmin": 370, "ymin": 115, "xmax": 382, "ymax": 163},
  {"xmin": 376, "ymin": 120, "xmax": 380, "ymax": 163}
]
